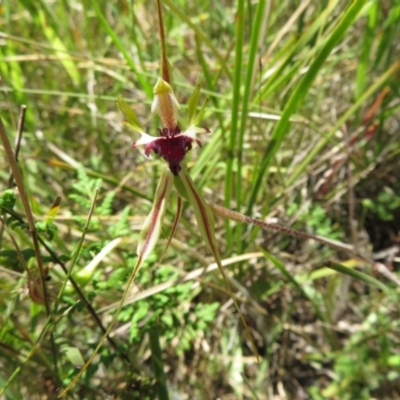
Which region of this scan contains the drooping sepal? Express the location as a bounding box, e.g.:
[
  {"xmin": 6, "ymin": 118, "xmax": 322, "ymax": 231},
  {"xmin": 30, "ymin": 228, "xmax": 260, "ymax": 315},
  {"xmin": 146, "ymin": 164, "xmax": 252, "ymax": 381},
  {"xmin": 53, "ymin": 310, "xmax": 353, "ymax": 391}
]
[
  {"xmin": 160, "ymin": 195, "xmax": 182, "ymax": 263},
  {"xmin": 176, "ymin": 166, "xmax": 260, "ymax": 360},
  {"xmin": 177, "ymin": 166, "xmax": 217, "ymax": 254},
  {"xmin": 137, "ymin": 168, "xmax": 174, "ymax": 259}
]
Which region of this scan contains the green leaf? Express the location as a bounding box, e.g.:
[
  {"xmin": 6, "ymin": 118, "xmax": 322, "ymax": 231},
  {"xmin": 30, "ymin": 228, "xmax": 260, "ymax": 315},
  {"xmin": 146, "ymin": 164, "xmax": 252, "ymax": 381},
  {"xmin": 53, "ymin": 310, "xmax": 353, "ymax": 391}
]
[
  {"xmin": 0, "ymin": 189, "xmax": 16, "ymax": 210},
  {"xmin": 148, "ymin": 326, "xmax": 170, "ymax": 400},
  {"xmin": 35, "ymin": 221, "xmax": 58, "ymax": 241},
  {"xmin": 62, "ymin": 346, "xmax": 85, "ymax": 368},
  {"xmin": 38, "ymin": 10, "xmax": 80, "ymax": 85},
  {"xmin": 248, "ymin": 0, "xmax": 366, "ymax": 214}
]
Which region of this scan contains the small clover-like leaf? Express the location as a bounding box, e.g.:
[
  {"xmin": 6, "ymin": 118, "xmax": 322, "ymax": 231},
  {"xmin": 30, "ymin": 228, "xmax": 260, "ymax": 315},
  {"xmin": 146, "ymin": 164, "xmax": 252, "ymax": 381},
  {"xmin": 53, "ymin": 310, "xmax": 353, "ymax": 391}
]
[
  {"xmin": 36, "ymin": 221, "xmax": 58, "ymax": 241},
  {"xmin": 0, "ymin": 189, "xmax": 16, "ymax": 210}
]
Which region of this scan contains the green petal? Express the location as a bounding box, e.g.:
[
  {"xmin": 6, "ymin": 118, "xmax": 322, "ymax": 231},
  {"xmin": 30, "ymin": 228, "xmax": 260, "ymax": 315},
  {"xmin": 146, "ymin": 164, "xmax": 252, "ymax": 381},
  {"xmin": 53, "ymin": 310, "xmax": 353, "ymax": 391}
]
[
  {"xmin": 187, "ymin": 76, "xmax": 203, "ymax": 125},
  {"xmin": 116, "ymin": 96, "xmax": 145, "ymax": 133}
]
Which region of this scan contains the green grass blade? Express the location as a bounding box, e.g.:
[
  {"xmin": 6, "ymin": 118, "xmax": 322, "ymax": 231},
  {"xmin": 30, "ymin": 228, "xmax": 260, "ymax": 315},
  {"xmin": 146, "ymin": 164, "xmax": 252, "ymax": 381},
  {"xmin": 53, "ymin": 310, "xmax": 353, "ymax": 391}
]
[
  {"xmin": 236, "ymin": 0, "xmax": 267, "ymax": 209},
  {"xmin": 355, "ymin": 1, "xmax": 378, "ymax": 99},
  {"xmin": 37, "ymin": 10, "xmax": 80, "ymax": 86},
  {"xmin": 287, "ymin": 60, "xmax": 400, "ymax": 186},
  {"xmin": 247, "ymin": 0, "xmax": 366, "ymax": 215},
  {"xmin": 224, "ymin": 0, "xmax": 245, "ymax": 249},
  {"xmin": 327, "ymin": 262, "xmax": 391, "ymax": 293},
  {"xmin": 258, "ymin": 0, "xmax": 340, "ymax": 101},
  {"xmin": 89, "ymin": 0, "xmax": 152, "ymax": 98},
  {"xmin": 149, "ymin": 326, "xmax": 170, "ymax": 400},
  {"xmin": 163, "ymin": 0, "xmax": 232, "ymax": 82}
]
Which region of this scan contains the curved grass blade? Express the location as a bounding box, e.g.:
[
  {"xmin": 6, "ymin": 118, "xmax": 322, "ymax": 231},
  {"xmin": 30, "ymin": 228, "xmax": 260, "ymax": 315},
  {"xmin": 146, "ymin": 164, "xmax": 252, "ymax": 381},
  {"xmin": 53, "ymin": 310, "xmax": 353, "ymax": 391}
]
[
  {"xmin": 286, "ymin": 60, "xmax": 400, "ymax": 186},
  {"xmin": 326, "ymin": 262, "xmax": 390, "ymax": 293},
  {"xmin": 160, "ymin": 195, "xmax": 182, "ymax": 264}
]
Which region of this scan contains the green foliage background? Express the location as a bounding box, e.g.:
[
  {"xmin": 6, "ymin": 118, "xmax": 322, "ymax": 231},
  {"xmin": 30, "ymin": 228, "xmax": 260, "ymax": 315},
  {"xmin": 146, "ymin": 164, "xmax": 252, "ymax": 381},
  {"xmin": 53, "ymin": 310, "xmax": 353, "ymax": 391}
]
[{"xmin": 1, "ymin": 0, "xmax": 400, "ymax": 398}]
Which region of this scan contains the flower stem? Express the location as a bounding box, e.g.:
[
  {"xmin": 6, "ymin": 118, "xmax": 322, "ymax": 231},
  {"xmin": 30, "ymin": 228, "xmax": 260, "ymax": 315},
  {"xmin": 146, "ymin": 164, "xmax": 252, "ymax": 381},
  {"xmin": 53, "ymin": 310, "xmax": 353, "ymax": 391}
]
[{"xmin": 156, "ymin": 0, "xmax": 171, "ymax": 84}]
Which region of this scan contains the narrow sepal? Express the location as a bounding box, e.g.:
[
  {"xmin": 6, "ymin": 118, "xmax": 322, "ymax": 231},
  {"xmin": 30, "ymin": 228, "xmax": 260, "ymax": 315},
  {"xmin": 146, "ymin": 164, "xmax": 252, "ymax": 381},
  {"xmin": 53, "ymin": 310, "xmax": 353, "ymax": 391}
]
[
  {"xmin": 137, "ymin": 169, "xmax": 174, "ymax": 259},
  {"xmin": 177, "ymin": 166, "xmax": 217, "ymax": 254},
  {"xmin": 160, "ymin": 195, "xmax": 182, "ymax": 263},
  {"xmin": 177, "ymin": 166, "xmax": 260, "ymax": 361}
]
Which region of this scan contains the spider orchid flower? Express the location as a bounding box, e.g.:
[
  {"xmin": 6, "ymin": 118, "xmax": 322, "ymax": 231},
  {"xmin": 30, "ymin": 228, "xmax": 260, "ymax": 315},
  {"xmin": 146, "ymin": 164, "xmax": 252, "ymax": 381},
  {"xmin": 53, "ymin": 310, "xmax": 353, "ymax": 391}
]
[
  {"xmin": 118, "ymin": 77, "xmax": 208, "ymax": 175},
  {"xmin": 59, "ymin": 76, "xmax": 258, "ymax": 397},
  {"xmin": 116, "ymin": 75, "xmax": 219, "ymax": 269},
  {"xmin": 117, "ymin": 77, "xmax": 260, "ymax": 361}
]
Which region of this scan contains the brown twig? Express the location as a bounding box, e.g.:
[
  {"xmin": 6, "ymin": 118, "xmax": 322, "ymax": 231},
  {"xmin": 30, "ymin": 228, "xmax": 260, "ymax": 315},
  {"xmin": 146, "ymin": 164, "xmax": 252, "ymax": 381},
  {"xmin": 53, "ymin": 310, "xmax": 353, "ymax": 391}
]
[
  {"xmin": 7, "ymin": 105, "xmax": 27, "ymax": 187},
  {"xmin": 208, "ymin": 202, "xmax": 400, "ymax": 288},
  {"xmin": 0, "ymin": 105, "xmax": 27, "ymax": 247},
  {"xmin": 0, "ymin": 111, "xmax": 49, "ymax": 304},
  {"xmin": 0, "ymin": 111, "xmax": 59, "ymax": 373}
]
